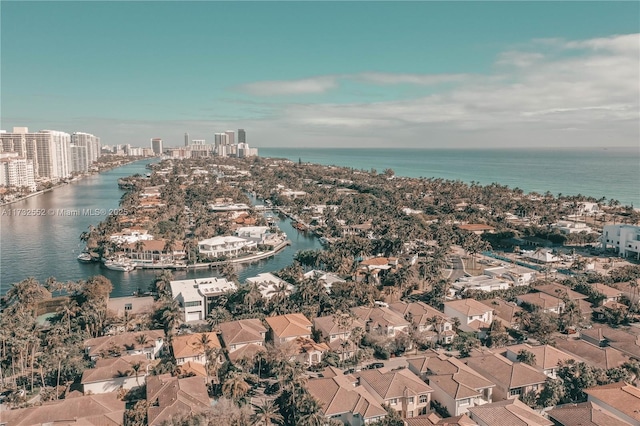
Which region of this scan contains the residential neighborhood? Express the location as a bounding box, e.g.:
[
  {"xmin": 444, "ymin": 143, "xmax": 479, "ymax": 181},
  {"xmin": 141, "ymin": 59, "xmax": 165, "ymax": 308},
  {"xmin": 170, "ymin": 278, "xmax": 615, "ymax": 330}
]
[{"xmin": 1, "ymin": 155, "xmax": 639, "ymax": 426}]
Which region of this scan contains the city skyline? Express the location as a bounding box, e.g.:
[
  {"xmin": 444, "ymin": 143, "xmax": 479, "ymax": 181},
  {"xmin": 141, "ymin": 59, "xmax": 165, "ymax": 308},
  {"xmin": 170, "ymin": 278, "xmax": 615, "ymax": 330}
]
[{"xmin": 2, "ymin": 2, "xmax": 638, "ymax": 148}]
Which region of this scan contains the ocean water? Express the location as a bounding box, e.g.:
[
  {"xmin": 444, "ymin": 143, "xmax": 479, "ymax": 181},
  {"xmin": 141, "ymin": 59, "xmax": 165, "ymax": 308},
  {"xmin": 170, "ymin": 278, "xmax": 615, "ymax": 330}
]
[{"xmin": 259, "ymin": 147, "xmax": 640, "ymax": 207}]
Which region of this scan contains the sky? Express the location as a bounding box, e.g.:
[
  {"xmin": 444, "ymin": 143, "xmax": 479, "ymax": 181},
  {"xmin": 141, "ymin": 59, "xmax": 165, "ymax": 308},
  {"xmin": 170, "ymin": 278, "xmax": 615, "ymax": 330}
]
[{"xmin": 1, "ymin": 1, "xmax": 639, "ymax": 149}]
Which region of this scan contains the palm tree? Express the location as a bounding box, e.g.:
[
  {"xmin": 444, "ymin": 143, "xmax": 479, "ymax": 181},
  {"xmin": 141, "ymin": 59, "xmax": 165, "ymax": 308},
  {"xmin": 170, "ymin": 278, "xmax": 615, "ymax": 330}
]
[
  {"xmin": 57, "ymin": 299, "xmax": 79, "ymax": 335},
  {"xmin": 161, "ymin": 300, "xmax": 183, "ymax": 339},
  {"xmin": 251, "ymin": 399, "xmax": 284, "ymax": 426},
  {"xmin": 297, "ymin": 395, "xmax": 326, "ymax": 426},
  {"xmin": 222, "ymin": 371, "xmax": 251, "ymax": 403},
  {"xmin": 131, "ymin": 361, "xmax": 143, "ymax": 387},
  {"xmin": 135, "ymin": 333, "xmax": 149, "ymax": 348}
]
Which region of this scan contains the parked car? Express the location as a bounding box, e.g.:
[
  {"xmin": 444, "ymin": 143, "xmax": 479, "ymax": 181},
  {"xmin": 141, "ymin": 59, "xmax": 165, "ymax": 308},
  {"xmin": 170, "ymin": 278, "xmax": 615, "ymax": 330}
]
[{"xmin": 366, "ymin": 362, "xmax": 384, "ymax": 370}]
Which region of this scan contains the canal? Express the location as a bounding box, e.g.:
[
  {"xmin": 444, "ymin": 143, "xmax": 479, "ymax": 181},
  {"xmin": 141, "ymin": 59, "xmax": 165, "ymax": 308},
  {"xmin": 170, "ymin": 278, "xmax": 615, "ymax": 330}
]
[{"xmin": 0, "ymin": 160, "xmax": 322, "ymax": 297}]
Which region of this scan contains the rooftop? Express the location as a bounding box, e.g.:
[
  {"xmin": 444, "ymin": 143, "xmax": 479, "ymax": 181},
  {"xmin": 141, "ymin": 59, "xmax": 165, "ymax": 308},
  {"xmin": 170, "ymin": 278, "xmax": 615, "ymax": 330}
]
[
  {"xmin": 585, "ymin": 382, "xmax": 640, "ymax": 423},
  {"xmin": 265, "ymin": 313, "xmax": 312, "ymax": 338},
  {"xmin": 468, "ymin": 398, "xmax": 553, "ymax": 426}
]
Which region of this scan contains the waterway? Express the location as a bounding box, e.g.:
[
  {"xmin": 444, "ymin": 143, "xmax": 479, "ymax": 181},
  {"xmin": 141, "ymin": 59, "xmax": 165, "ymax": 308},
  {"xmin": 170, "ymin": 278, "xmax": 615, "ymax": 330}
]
[{"xmin": 0, "ymin": 160, "xmax": 322, "ymax": 297}]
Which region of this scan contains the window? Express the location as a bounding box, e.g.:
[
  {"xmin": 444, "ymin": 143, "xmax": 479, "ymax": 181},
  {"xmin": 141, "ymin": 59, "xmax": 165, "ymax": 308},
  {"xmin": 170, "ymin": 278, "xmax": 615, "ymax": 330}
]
[
  {"xmin": 124, "ymin": 303, "xmax": 132, "ymax": 311},
  {"xmin": 459, "ymin": 398, "xmax": 471, "ymax": 406},
  {"xmin": 419, "ymin": 395, "xmax": 428, "ymax": 404},
  {"xmin": 184, "ymin": 300, "xmax": 202, "ymax": 307},
  {"xmin": 407, "ymin": 411, "xmax": 414, "ymax": 418},
  {"xmin": 510, "ymin": 388, "xmax": 522, "ymax": 396},
  {"xmin": 389, "ymin": 398, "xmax": 398, "ymax": 405},
  {"xmin": 407, "ymin": 397, "xmax": 414, "ymax": 404}
]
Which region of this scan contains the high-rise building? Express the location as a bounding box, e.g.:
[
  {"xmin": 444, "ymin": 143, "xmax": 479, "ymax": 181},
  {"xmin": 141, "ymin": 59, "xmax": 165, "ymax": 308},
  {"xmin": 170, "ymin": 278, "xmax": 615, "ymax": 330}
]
[
  {"xmin": 0, "ymin": 152, "xmax": 37, "ymax": 191},
  {"xmin": 225, "ymin": 130, "xmax": 235, "ymax": 146},
  {"xmin": 151, "ymin": 138, "xmax": 163, "ymax": 155},
  {"xmin": 184, "ymin": 133, "xmax": 189, "ymax": 147},
  {"xmin": 238, "ymin": 129, "xmax": 246, "ymax": 143},
  {"xmin": 70, "ymin": 145, "xmax": 89, "ymax": 173},
  {"xmin": 71, "ymin": 132, "xmax": 101, "ymax": 165},
  {"xmin": 37, "ymin": 130, "xmax": 72, "ymax": 179}
]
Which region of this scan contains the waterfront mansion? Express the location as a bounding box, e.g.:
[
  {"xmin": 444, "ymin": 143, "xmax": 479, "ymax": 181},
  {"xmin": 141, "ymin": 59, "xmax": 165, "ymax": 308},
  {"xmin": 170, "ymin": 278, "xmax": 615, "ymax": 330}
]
[{"xmin": 197, "ymin": 235, "xmax": 256, "ymax": 259}]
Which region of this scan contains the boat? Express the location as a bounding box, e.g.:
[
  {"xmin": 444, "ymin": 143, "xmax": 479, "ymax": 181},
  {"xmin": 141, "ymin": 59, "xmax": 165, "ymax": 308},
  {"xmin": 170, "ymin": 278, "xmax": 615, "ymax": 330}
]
[
  {"xmin": 104, "ymin": 259, "xmax": 136, "ymax": 272},
  {"xmin": 77, "ymin": 252, "xmax": 93, "ymax": 262}
]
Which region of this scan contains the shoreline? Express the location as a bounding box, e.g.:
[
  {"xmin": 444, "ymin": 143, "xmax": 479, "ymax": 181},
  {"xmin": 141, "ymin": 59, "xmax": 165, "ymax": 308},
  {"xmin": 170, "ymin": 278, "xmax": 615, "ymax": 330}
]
[{"xmin": 0, "ymin": 158, "xmax": 148, "ymax": 207}]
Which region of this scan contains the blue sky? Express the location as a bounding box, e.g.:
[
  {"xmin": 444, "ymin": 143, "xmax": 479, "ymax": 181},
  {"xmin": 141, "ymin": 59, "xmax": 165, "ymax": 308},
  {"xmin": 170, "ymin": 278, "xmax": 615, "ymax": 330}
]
[{"xmin": 2, "ymin": 1, "xmax": 638, "ymax": 148}]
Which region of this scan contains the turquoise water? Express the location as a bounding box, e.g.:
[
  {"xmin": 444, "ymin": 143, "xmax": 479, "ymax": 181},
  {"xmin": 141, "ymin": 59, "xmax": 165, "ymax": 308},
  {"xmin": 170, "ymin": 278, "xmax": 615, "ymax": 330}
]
[{"xmin": 259, "ymin": 147, "xmax": 640, "ymax": 207}]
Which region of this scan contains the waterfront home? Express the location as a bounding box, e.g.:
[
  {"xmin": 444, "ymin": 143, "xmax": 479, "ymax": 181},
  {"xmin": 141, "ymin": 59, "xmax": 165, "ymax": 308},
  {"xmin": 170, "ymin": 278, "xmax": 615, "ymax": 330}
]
[
  {"xmin": 208, "ymin": 202, "xmax": 250, "ymax": 212},
  {"xmin": 234, "ymin": 225, "xmax": 270, "ymax": 241},
  {"xmin": 147, "ymin": 374, "xmax": 210, "ymax": 426},
  {"xmin": 410, "ymin": 353, "xmax": 495, "ymax": 416},
  {"xmin": 351, "ymin": 306, "xmax": 411, "ymax": 338},
  {"xmin": 81, "ymin": 354, "xmax": 156, "ymax": 394},
  {"xmin": 265, "ymin": 313, "xmax": 313, "ymax": 345},
  {"xmin": 356, "ymin": 367, "xmax": 434, "ymax": 418},
  {"xmin": 467, "ymin": 399, "xmax": 552, "ymax": 426},
  {"xmin": 584, "ymin": 382, "xmax": 640, "ymax": 426},
  {"xmin": 109, "ymin": 227, "xmax": 154, "ymax": 245},
  {"xmin": 465, "ymin": 352, "xmax": 547, "ymax": 401},
  {"xmin": 123, "ymin": 239, "xmax": 186, "ymax": 263},
  {"xmin": 197, "ymin": 235, "xmax": 256, "ymax": 259},
  {"xmin": 245, "ymin": 272, "xmax": 294, "ymax": 299},
  {"xmin": 306, "ymin": 372, "xmax": 388, "ymax": 425},
  {"xmin": 444, "ymin": 300, "xmax": 494, "ymax": 338},
  {"xmin": 107, "ymin": 295, "xmax": 155, "ymax": 318},
  {"xmin": 171, "ymin": 332, "xmax": 222, "ymax": 366},
  {"xmin": 84, "ymin": 330, "xmax": 164, "ymax": 361},
  {"xmin": 0, "ymin": 392, "xmax": 125, "ymax": 426},
  {"xmin": 170, "ymin": 277, "xmax": 237, "ymax": 323},
  {"xmin": 478, "ymin": 299, "xmax": 523, "ymax": 330},
  {"xmin": 516, "ymin": 292, "xmax": 565, "ymax": 314},
  {"xmin": 548, "ymin": 401, "xmax": 632, "ymax": 426},
  {"xmin": 341, "ymin": 220, "xmax": 373, "ymax": 238},
  {"xmin": 503, "ymin": 344, "xmax": 573, "ymax": 378},
  {"xmin": 218, "ymin": 318, "xmax": 267, "ymax": 352},
  {"xmin": 388, "ymin": 301, "xmax": 456, "ymax": 344}
]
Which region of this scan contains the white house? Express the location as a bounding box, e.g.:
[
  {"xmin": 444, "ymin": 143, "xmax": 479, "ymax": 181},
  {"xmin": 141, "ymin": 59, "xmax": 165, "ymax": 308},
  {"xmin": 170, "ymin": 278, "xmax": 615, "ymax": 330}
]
[
  {"xmin": 245, "ymin": 272, "xmax": 294, "ymax": 299},
  {"xmin": 601, "ymin": 225, "xmax": 640, "ymax": 260},
  {"xmin": 553, "ymin": 220, "xmax": 593, "ymax": 235},
  {"xmin": 81, "ymin": 355, "xmax": 154, "ymax": 394},
  {"xmin": 235, "ymin": 226, "xmax": 271, "ymax": 241},
  {"xmin": 521, "ymin": 249, "xmax": 559, "ymax": 264},
  {"xmin": 170, "ymin": 277, "xmax": 237, "ymax": 322},
  {"xmin": 84, "ymin": 330, "xmax": 164, "ymax": 361},
  {"xmin": 444, "ymin": 299, "xmax": 494, "ymax": 337},
  {"xmin": 484, "ymin": 266, "xmax": 536, "ymax": 286},
  {"xmin": 198, "ymin": 235, "xmax": 256, "ymax": 259},
  {"xmin": 452, "ymin": 275, "xmax": 511, "ymax": 294}
]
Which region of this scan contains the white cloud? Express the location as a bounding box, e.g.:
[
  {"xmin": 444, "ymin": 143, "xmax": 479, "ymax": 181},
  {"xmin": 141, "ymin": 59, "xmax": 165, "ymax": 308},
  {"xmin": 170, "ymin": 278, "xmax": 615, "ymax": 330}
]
[
  {"xmin": 243, "ymin": 33, "xmax": 639, "ymax": 147},
  {"xmin": 354, "ymin": 72, "xmax": 470, "ymax": 85},
  {"xmin": 237, "ymin": 76, "xmax": 339, "ymax": 96}
]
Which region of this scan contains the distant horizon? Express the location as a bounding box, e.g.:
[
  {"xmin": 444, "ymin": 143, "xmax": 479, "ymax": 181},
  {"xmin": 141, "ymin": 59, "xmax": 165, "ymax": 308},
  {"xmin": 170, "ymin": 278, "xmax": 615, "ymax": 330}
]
[{"xmin": 2, "ymin": 2, "xmax": 638, "ymax": 149}]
